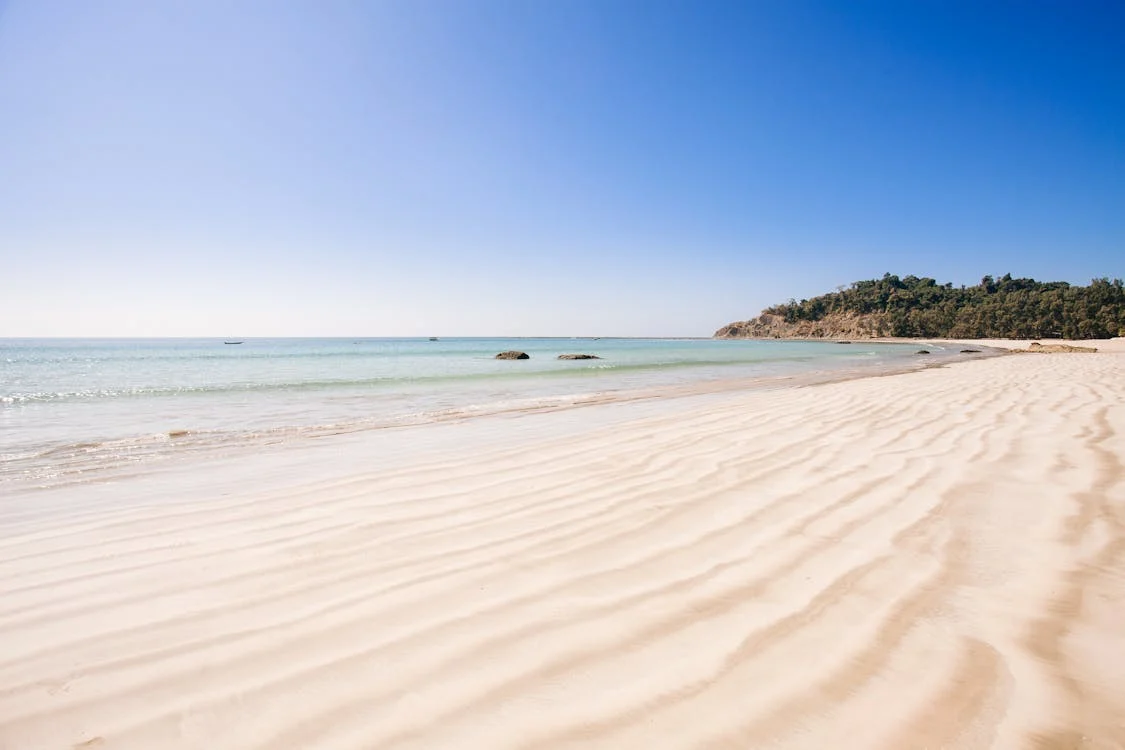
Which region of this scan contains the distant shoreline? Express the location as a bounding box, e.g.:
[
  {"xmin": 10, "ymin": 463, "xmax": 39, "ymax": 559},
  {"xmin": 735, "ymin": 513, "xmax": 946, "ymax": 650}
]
[{"xmin": 712, "ymin": 336, "xmax": 1125, "ymax": 352}]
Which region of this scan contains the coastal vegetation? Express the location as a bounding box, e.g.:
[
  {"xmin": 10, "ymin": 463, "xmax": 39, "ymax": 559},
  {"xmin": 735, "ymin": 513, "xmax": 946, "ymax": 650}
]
[{"xmin": 716, "ymin": 274, "xmax": 1125, "ymax": 339}]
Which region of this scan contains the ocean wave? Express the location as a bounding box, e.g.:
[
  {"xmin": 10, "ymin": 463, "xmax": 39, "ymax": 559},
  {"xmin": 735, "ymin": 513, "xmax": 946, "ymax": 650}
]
[{"xmin": 0, "ymin": 357, "xmax": 813, "ymax": 405}]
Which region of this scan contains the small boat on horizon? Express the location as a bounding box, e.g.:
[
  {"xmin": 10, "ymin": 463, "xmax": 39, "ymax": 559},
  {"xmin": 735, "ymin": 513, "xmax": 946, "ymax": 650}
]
[
  {"xmin": 429, "ymin": 337, "xmax": 439, "ymax": 341},
  {"xmin": 224, "ymin": 341, "xmax": 244, "ymax": 345}
]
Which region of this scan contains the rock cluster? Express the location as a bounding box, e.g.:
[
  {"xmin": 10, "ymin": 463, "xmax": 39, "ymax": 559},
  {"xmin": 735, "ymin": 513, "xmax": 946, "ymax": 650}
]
[{"xmin": 494, "ymin": 351, "xmax": 606, "ymax": 360}]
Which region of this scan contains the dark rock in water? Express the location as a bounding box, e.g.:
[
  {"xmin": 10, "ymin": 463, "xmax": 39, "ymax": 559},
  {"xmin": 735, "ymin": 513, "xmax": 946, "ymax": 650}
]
[
  {"xmin": 495, "ymin": 351, "xmax": 529, "ymax": 360},
  {"xmin": 916, "ymin": 349, "xmax": 931, "ymax": 355},
  {"xmin": 557, "ymin": 354, "xmax": 601, "ymax": 360},
  {"xmin": 960, "ymin": 348, "xmax": 981, "ymax": 353}
]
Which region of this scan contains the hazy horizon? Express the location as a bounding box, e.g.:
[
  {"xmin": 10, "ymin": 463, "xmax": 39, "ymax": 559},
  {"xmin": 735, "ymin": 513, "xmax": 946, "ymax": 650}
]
[{"xmin": 1, "ymin": 1, "xmax": 1121, "ymax": 337}]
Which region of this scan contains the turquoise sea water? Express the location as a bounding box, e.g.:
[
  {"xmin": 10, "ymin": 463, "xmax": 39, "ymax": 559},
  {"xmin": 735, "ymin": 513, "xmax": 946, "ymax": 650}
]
[{"xmin": 1, "ymin": 337, "xmax": 955, "ymax": 488}]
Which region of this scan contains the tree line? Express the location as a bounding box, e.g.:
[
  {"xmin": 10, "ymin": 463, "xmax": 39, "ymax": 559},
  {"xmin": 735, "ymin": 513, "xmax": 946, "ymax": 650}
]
[{"xmin": 764, "ymin": 274, "xmax": 1125, "ymax": 339}]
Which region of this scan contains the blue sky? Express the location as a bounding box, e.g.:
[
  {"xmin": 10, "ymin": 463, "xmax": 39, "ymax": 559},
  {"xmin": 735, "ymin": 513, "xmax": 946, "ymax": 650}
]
[{"xmin": 0, "ymin": 0, "xmax": 1121, "ymax": 336}]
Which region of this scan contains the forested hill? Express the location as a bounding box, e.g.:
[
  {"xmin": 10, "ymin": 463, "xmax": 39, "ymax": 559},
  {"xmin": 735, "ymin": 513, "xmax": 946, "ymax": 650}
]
[{"xmin": 715, "ymin": 274, "xmax": 1125, "ymax": 340}]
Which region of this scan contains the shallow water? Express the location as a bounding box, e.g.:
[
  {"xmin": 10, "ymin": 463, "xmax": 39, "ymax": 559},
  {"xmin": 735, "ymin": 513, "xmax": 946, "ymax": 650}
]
[{"xmin": 1, "ymin": 337, "xmax": 954, "ymax": 488}]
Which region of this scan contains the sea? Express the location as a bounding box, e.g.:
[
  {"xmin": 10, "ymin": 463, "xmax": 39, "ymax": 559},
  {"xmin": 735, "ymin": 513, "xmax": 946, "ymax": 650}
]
[{"xmin": 0, "ymin": 337, "xmax": 968, "ymax": 490}]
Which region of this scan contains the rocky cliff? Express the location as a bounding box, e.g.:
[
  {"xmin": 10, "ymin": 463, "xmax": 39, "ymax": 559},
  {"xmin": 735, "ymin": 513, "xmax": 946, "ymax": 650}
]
[{"xmin": 714, "ymin": 312, "xmax": 891, "ymax": 339}]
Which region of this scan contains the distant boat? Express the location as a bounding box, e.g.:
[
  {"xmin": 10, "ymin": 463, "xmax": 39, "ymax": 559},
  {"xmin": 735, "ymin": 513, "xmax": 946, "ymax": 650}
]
[
  {"xmin": 429, "ymin": 337, "xmax": 439, "ymax": 341},
  {"xmin": 224, "ymin": 340, "xmax": 243, "ymax": 345}
]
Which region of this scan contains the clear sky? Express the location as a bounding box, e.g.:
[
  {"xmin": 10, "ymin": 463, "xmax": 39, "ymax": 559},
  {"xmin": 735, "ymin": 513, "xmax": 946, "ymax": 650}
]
[{"xmin": 0, "ymin": 0, "xmax": 1121, "ymax": 337}]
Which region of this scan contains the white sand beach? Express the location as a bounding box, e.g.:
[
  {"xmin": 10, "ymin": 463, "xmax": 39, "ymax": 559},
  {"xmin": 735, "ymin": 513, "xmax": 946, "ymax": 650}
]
[{"xmin": 1, "ymin": 351, "xmax": 1123, "ymax": 749}]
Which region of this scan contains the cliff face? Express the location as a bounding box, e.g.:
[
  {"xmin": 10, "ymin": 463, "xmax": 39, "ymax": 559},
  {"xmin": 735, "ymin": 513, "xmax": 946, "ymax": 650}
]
[{"xmin": 714, "ymin": 312, "xmax": 891, "ymax": 339}]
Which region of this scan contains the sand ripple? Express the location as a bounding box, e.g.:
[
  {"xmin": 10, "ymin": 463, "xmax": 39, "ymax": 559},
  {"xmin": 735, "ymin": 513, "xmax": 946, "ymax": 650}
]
[{"xmin": 1, "ymin": 353, "xmax": 1123, "ymax": 749}]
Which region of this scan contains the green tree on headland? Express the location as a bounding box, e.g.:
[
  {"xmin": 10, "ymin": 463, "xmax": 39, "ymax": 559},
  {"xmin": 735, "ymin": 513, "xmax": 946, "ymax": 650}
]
[{"xmin": 716, "ymin": 274, "xmax": 1125, "ymax": 339}]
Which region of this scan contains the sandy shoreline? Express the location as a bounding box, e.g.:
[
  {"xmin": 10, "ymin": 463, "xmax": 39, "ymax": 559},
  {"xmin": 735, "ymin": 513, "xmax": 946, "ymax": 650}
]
[
  {"xmin": 879, "ymin": 336, "xmax": 1125, "ymax": 353},
  {"xmin": 1, "ymin": 352, "xmax": 1123, "ymax": 749},
  {"xmin": 1, "ymin": 341, "xmax": 983, "ymax": 494}
]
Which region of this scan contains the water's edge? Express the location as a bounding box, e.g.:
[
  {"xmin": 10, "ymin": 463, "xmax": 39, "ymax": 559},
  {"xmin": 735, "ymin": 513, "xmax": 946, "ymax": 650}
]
[{"xmin": 1, "ymin": 338, "xmax": 1000, "ymax": 491}]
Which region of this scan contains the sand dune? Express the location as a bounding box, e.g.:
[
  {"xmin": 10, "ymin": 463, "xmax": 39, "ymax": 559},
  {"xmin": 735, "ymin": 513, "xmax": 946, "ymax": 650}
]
[{"xmin": 1, "ymin": 352, "xmax": 1123, "ymax": 749}]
